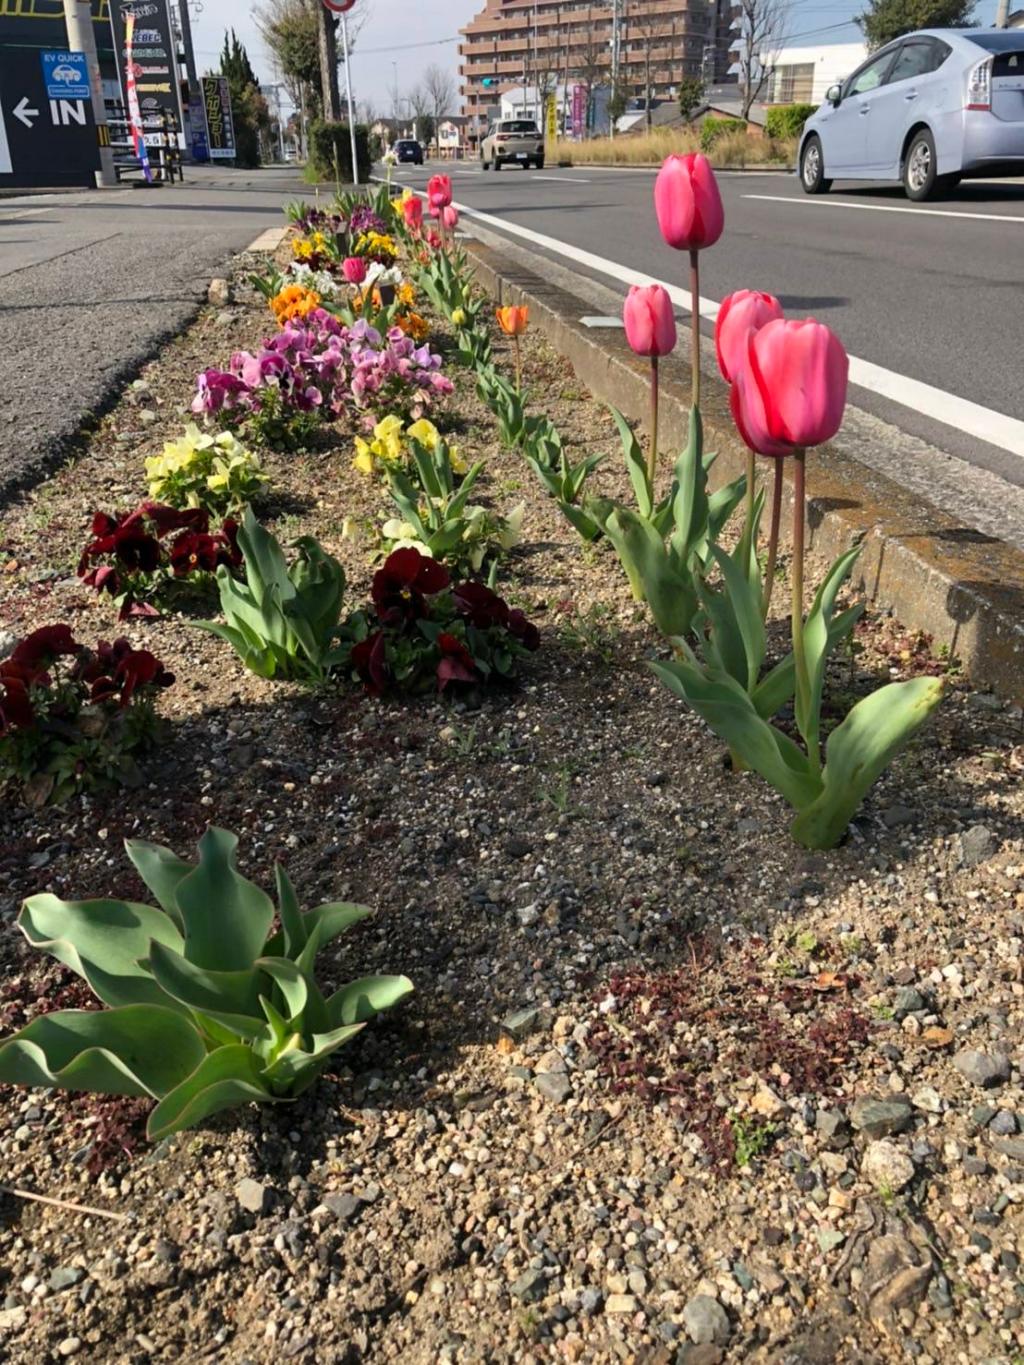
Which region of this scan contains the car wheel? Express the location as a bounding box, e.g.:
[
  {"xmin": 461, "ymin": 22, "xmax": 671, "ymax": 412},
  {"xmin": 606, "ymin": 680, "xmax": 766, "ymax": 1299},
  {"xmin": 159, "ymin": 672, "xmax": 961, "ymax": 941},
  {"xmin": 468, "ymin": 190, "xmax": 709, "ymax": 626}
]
[
  {"xmin": 535, "ymin": 158, "xmax": 545, "ymax": 170},
  {"xmin": 800, "ymin": 135, "xmax": 831, "ymax": 195},
  {"xmin": 481, "ymin": 155, "xmax": 490, "ymax": 170},
  {"xmin": 936, "ymin": 171, "xmax": 961, "ymax": 197},
  {"xmin": 903, "ymin": 129, "xmax": 937, "ymax": 201},
  {"xmin": 494, "ymin": 158, "xmax": 502, "ymax": 172}
]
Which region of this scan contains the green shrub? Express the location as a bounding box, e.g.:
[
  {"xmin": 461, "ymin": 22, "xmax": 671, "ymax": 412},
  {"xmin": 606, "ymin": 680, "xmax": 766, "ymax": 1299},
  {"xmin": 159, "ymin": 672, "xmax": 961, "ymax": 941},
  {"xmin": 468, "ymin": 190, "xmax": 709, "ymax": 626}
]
[
  {"xmin": 765, "ymin": 104, "xmax": 817, "ymax": 141},
  {"xmin": 0, "ymin": 826, "xmax": 413, "ymax": 1141},
  {"xmin": 700, "ymin": 117, "xmax": 747, "ymax": 152},
  {"xmin": 307, "ymin": 120, "xmax": 372, "ymax": 185}
]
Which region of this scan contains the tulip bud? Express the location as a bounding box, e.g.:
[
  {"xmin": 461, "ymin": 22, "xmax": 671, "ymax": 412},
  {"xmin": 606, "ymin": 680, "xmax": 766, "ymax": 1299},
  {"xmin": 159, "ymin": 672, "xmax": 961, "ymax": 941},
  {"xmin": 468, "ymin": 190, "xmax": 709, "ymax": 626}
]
[
  {"xmin": 622, "ymin": 285, "xmax": 677, "ymax": 358},
  {"xmin": 654, "ymin": 153, "xmax": 724, "ymax": 252},
  {"xmin": 714, "ymin": 289, "xmax": 783, "ymax": 383},
  {"xmin": 730, "ymin": 318, "xmax": 848, "ymax": 456},
  {"xmin": 441, "ymin": 205, "xmax": 459, "ymax": 231},
  {"xmin": 342, "ymin": 256, "xmax": 368, "ymax": 285}
]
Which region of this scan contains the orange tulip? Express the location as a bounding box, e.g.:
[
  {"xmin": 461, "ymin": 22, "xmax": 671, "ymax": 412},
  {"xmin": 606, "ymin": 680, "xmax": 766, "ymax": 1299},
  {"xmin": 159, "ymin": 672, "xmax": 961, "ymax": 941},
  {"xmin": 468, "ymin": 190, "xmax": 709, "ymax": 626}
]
[{"xmin": 495, "ymin": 305, "xmax": 529, "ymax": 337}]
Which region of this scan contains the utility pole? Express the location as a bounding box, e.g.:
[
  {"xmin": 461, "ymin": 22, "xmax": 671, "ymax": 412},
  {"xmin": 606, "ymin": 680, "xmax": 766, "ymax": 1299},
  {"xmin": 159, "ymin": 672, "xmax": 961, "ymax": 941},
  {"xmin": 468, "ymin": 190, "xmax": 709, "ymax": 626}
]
[
  {"xmin": 318, "ymin": 5, "xmax": 342, "ymax": 122},
  {"xmin": 610, "ymin": 0, "xmax": 621, "ymax": 139},
  {"xmin": 995, "ymin": 0, "xmax": 1010, "ymax": 25},
  {"xmin": 62, "ymin": 0, "xmax": 116, "ymax": 186},
  {"xmin": 339, "ymin": 10, "xmax": 359, "ymax": 185},
  {"xmin": 176, "ymin": 0, "xmax": 207, "ymax": 161}
]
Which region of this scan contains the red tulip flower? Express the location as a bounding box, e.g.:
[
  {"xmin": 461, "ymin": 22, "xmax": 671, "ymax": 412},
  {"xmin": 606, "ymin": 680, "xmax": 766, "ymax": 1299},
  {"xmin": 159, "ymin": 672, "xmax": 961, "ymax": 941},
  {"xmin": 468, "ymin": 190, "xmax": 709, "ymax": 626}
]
[
  {"xmin": 623, "ymin": 285, "xmax": 677, "ymax": 483},
  {"xmin": 654, "ymin": 154, "xmax": 724, "ymax": 253},
  {"xmin": 441, "ymin": 205, "xmax": 459, "ymax": 231},
  {"xmin": 730, "ymin": 318, "xmax": 848, "ymax": 458},
  {"xmin": 402, "ymin": 196, "xmax": 423, "ymax": 233},
  {"xmin": 427, "ymin": 174, "xmax": 452, "ymax": 210},
  {"xmin": 714, "ymin": 289, "xmax": 783, "ymax": 383},
  {"xmin": 342, "ymin": 256, "xmax": 368, "ymax": 285},
  {"xmin": 623, "ymin": 285, "xmax": 677, "ymax": 358}
]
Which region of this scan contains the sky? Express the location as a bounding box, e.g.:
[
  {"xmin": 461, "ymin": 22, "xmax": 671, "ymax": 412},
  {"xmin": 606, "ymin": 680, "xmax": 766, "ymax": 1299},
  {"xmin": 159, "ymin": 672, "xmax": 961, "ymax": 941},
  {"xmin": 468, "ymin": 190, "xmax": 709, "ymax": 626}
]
[{"xmin": 190, "ymin": 0, "xmax": 1005, "ymax": 111}]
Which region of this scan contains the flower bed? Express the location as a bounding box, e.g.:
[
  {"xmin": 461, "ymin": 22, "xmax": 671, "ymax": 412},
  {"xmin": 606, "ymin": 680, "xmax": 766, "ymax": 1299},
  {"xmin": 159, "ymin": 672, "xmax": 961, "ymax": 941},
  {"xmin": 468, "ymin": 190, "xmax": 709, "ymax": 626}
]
[{"xmin": 0, "ymin": 181, "xmax": 1021, "ymax": 1365}]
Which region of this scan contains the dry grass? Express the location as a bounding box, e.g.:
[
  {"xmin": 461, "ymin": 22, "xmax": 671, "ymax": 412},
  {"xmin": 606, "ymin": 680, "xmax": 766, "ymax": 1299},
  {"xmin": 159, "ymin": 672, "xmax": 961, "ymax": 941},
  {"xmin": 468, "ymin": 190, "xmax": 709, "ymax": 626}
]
[{"xmin": 553, "ymin": 128, "xmax": 796, "ymax": 169}]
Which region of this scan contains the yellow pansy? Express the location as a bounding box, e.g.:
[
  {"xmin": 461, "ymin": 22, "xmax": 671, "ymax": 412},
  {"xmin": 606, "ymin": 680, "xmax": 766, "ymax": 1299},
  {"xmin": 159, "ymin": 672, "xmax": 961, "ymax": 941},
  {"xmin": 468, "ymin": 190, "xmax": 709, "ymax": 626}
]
[
  {"xmin": 406, "ymin": 419, "xmax": 440, "ymax": 451},
  {"xmin": 352, "ymin": 438, "xmax": 375, "ymax": 476}
]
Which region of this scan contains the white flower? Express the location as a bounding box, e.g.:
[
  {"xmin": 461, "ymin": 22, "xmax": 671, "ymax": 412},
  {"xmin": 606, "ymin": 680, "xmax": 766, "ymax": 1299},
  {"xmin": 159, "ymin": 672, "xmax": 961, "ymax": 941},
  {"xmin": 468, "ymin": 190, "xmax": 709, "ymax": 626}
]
[
  {"xmin": 383, "ymin": 149, "xmax": 398, "ymax": 167},
  {"xmin": 364, "ymin": 261, "xmax": 403, "ymax": 288}
]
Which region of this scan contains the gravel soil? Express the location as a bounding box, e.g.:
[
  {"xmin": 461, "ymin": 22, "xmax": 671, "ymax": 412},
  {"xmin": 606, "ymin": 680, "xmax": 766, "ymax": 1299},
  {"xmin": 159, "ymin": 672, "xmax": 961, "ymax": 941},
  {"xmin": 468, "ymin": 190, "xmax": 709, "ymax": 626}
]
[{"xmin": 0, "ymin": 249, "xmax": 1023, "ymax": 1365}]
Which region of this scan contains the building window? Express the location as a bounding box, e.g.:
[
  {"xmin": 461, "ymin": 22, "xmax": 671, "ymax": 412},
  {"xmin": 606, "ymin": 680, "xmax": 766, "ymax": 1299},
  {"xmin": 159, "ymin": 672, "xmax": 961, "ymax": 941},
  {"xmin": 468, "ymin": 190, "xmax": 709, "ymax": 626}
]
[{"xmin": 772, "ymin": 63, "xmax": 814, "ymax": 103}]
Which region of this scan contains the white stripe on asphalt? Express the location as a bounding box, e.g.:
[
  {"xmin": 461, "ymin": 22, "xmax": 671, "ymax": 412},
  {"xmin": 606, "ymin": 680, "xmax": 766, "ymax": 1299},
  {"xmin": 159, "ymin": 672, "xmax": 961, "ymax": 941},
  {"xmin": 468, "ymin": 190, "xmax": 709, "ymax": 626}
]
[
  {"xmin": 447, "ymin": 196, "xmax": 1024, "ymax": 461},
  {"xmin": 533, "ymin": 174, "xmax": 592, "ymax": 183},
  {"xmin": 744, "ymin": 193, "xmax": 1024, "ymax": 225}
]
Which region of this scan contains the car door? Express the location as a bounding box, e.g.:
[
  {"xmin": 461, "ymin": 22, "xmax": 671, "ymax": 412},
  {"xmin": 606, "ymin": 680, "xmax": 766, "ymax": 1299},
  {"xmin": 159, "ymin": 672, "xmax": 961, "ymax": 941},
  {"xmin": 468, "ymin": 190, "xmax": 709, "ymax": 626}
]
[
  {"xmin": 864, "ymin": 39, "xmax": 951, "ymax": 175},
  {"xmin": 824, "ymin": 48, "xmax": 899, "ymax": 172}
]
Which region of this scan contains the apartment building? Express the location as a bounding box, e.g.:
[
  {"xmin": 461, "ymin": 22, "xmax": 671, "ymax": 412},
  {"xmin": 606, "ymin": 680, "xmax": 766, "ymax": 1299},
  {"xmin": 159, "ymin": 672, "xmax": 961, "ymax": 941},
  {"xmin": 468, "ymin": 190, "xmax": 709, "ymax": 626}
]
[{"xmin": 458, "ymin": 0, "xmax": 735, "ymax": 125}]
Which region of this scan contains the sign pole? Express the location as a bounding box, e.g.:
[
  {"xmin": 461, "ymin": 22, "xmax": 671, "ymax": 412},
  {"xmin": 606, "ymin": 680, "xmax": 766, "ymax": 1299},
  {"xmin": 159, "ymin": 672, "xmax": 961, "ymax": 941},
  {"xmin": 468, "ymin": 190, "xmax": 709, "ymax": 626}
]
[
  {"xmin": 340, "ymin": 12, "xmax": 359, "ymax": 186},
  {"xmin": 62, "ymin": 0, "xmax": 116, "ymax": 186}
]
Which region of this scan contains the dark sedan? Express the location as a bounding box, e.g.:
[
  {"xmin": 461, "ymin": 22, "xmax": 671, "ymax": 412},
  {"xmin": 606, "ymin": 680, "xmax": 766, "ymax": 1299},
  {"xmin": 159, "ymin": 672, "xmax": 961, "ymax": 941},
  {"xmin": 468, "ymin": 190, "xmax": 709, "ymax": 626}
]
[{"xmin": 393, "ymin": 139, "xmax": 424, "ymax": 165}]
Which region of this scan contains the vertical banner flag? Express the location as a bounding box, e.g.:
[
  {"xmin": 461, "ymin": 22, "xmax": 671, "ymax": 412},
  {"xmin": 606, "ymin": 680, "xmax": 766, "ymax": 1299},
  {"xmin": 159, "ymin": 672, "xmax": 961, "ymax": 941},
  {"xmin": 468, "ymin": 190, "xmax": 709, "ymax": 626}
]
[
  {"xmin": 545, "ymin": 92, "xmax": 557, "ymax": 144},
  {"xmin": 572, "ymin": 85, "xmax": 586, "ymax": 140},
  {"xmin": 123, "ymin": 12, "xmax": 154, "ymax": 182},
  {"xmin": 202, "ymin": 76, "xmax": 237, "ymax": 160}
]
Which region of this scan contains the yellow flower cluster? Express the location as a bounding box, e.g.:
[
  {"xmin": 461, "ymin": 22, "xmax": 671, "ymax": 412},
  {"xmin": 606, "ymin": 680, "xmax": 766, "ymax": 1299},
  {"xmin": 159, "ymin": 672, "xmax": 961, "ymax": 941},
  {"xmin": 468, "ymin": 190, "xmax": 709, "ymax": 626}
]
[
  {"xmin": 352, "ymin": 416, "xmax": 464, "ymax": 478},
  {"xmin": 270, "ymin": 283, "xmax": 321, "ymax": 325},
  {"xmin": 144, "ymin": 424, "xmax": 265, "ymax": 514},
  {"xmin": 354, "ymin": 231, "xmax": 398, "ymax": 264},
  {"xmin": 292, "ymin": 230, "xmax": 328, "ymax": 261}
]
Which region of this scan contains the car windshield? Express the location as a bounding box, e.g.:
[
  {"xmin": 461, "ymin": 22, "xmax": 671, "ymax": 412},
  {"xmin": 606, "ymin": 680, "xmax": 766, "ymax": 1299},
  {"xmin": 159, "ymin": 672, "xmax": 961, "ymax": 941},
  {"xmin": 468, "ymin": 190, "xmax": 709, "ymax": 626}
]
[
  {"xmin": 965, "ymin": 32, "xmax": 1024, "ymax": 53},
  {"xmin": 396, "ymin": 141, "xmax": 418, "ymax": 149},
  {"xmin": 500, "ymin": 121, "xmax": 539, "ymax": 134}
]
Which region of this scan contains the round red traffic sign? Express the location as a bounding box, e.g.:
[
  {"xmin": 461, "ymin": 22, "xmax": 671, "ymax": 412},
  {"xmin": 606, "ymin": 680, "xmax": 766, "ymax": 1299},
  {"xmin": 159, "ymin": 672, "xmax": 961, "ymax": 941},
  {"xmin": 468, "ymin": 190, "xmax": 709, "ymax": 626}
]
[{"xmin": 322, "ymin": 0, "xmax": 356, "ymax": 11}]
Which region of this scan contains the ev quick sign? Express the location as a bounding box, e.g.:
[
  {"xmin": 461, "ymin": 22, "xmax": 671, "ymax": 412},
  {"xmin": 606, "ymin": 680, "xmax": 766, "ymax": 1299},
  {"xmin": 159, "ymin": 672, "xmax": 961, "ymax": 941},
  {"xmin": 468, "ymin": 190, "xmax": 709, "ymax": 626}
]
[{"xmin": 41, "ymin": 52, "xmax": 89, "ymax": 101}]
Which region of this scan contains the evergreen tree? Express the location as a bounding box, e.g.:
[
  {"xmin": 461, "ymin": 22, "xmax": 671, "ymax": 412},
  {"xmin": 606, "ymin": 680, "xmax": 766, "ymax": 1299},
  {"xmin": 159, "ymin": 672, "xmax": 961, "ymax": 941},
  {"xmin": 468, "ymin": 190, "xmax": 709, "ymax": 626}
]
[
  {"xmin": 678, "ymin": 77, "xmax": 705, "ymax": 123},
  {"xmin": 856, "ymin": 0, "xmax": 975, "ymax": 50},
  {"xmin": 220, "ymin": 30, "xmax": 270, "ymax": 168}
]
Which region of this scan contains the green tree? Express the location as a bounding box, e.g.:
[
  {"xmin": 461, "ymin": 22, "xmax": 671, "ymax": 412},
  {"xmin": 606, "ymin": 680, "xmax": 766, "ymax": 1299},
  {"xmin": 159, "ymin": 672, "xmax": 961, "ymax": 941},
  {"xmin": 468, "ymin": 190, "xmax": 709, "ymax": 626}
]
[
  {"xmin": 856, "ymin": 0, "xmax": 975, "ymax": 50},
  {"xmin": 220, "ymin": 29, "xmax": 269, "ymax": 168},
  {"xmin": 256, "ymin": 0, "xmax": 325, "ymax": 120},
  {"xmin": 678, "ymin": 76, "xmax": 705, "ymax": 123}
]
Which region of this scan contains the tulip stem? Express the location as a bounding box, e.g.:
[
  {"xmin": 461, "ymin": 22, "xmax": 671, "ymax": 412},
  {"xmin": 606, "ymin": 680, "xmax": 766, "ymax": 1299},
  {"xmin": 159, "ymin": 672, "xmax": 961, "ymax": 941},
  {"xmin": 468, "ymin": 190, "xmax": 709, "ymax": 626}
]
[
  {"xmin": 791, "ymin": 449, "xmax": 818, "ymax": 774},
  {"xmin": 689, "ymin": 249, "xmax": 701, "ymax": 411},
  {"xmin": 514, "ymin": 334, "xmax": 522, "ymax": 394},
  {"xmin": 744, "ymin": 445, "xmax": 755, "ymax": 556},
  {"xmin": 762, "ymin": 458, "xmax": 783, "ymax": 620},
  {"xmin": 648, "ymin": 356, "xmax": 660, "ymax": 485}
]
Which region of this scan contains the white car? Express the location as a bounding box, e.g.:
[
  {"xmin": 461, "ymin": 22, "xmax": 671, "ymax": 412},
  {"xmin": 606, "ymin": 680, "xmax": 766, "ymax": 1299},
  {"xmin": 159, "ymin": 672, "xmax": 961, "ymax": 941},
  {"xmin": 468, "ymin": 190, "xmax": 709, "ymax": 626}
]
[{"xmin": 799, "ymin": 28, "xmax": 1024, "ymax": 200}]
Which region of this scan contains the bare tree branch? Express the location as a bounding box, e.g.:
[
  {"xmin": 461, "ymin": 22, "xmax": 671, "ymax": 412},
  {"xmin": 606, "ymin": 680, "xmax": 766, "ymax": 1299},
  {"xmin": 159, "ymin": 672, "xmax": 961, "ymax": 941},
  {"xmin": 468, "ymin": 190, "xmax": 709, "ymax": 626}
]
[
  {"xmin": 732, "ymin": 0, "xmax": 788, "ymax": 119},
  {"xmin": 422, "ymin": 63, "xmax": 457, "ymax": 155}
]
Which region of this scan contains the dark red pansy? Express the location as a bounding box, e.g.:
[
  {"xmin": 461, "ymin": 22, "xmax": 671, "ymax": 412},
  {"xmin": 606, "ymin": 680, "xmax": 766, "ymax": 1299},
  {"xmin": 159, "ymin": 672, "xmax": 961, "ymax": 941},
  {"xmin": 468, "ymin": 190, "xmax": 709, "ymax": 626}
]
[
  {"xmin": 451, "ymin": 580, "xmax": 509, "ymax": 631},
  {"xmin": 436, "ymin": 632, "xmax": 478, "ymax": 691},
  {"xmin": 351, "ymin": 630, "xmax": 389, "ymax": 695},
  {"xmin": 371, "ymin": 548, "xmax": 450, "ymax": 625}
]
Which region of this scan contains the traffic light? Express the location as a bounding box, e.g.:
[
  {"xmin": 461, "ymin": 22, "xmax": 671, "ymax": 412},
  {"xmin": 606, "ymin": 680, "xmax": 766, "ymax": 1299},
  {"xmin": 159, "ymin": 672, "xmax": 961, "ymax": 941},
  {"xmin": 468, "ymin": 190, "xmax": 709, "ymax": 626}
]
[{"xmin": 482, "ymin": 77, "xmax": 494, "ymax": 87}]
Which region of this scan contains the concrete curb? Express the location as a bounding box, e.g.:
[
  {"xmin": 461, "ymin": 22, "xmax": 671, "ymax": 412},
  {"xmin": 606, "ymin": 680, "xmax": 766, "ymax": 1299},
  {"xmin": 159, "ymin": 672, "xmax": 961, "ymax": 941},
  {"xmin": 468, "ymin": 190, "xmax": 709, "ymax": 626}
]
[{"xmin": 464, "ymin": 239, "xmax": 1024, "ymax": 703}]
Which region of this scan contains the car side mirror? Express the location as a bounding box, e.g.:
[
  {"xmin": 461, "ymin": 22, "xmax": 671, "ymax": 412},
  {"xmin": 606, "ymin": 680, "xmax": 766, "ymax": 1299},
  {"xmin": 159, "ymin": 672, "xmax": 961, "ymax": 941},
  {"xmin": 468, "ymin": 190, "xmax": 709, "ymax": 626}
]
[{"xmin": 826, "ymin": 84, "xmax": 842, "ymax": 107}]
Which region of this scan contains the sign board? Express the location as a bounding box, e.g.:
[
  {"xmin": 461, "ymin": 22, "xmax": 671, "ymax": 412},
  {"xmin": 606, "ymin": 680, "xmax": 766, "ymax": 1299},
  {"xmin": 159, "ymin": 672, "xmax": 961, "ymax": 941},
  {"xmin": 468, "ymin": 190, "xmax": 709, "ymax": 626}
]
[
  {"xmin": 322, "ymin": 0, "xmax": 357, "ymax": 11},
  {"xmin": 545, "ymin": 92, "xmax": 557, "ymax": 143},
  {"xmin": 0, "ymin": 47, "xmax": 99, "ymax": 187},
  {"xmin": 202, "ymin": 76, "xmax": 236, "ymax": 161},
  {"xmin": 187, "ymin": 90, "xmax": 209, "ymax": 162},
  {"xmin": 41, "ymin": 51, "xmax": 89, "ymax": 101},
  {"xmin": 572, "ymin": 84, "xmax": 586, "ymax": 139},
  {"xmin": 109, "ymin": 0, "xmax": 183, "ymax": 144}
]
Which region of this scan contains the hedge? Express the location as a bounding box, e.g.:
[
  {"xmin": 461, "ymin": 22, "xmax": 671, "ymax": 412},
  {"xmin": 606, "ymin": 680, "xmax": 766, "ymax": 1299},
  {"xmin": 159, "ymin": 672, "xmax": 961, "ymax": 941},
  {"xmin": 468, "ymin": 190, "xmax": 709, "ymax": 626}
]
[
  {"xmin": 308, "ymin": 120, "xmax": 373, "ymax": 185},
  {"xmin": 765, "ymin": 104, "xmax": 818, "ymax": 141},
  {"xmin": 700, "ymin": 117, "xmax": 747, "ymax": 152}
]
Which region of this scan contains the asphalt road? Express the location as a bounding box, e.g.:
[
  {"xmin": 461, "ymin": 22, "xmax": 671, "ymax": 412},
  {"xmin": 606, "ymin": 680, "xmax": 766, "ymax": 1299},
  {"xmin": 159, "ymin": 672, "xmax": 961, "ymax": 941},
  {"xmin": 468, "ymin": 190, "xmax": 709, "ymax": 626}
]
[
  {"xmin": 0, "ymin": 165, "xmax": 307, "ymax": 504},
  {"xmin": 393, "ymin": 161, "xmax": 1024, "ymax": 499}
]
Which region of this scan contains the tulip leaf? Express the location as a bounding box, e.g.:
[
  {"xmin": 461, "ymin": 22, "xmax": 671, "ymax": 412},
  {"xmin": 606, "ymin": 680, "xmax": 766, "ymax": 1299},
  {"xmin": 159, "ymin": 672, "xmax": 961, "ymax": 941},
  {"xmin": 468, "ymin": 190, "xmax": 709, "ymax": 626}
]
[
  {"xmin": 175, "ymin": 827, "xmax": 275, "ymax": 972},
  {"xmin": 147, "ymin": 940, "xmax": 266, "ymax": 1037},
  {"xmin": 609, "ymin": 406, "xmax": 652, "ymax": 518},
  {"xmin": 797, "ymin": 545, "xmax": 863, "ymax": 754},
  {"xmin": 124, "ymin": 839, "xmax": 192, "ymax": 932},
  {"xmin": 18, "ymin": 895, "xmax": 186, "ymax": 1012},
  {"xmin": 651, "ymin": 659, "xmax": 820, "ymax": 809},
  {"xmin": 558, "ymin": 501, "xmax": 603, "ymax": 543},
  {"xmin": 790, "ymin": 676, "xmax": 944, "ymax": 849},
  {"xmin": 705, "ymin": 543, "xmax": 766, "ymax": 693},
  {"xmin": 609, "ymin": 507, "xmax": 699, "ymax": 637},
  {"xmin": 146, "ymin": 1045, "xmax": 273, "ymax": 1141},
  {"xmin": 256, "ymin": 956, "xmax": 309, "ymax": 1026},
  {"xmin": 0, "ymin": 1006, "xmax": 206, "ymax": 1100},
  {"xmin": 669, "ymin": 405, "xmax": 709, "ymax": 562},
  {"xmin": 274, "ymin": 864, "xmax": 307, "ymax": 956},
  {"xmin": 325, "ymin": 974, "xmax": 416, "ymax": 1027}
]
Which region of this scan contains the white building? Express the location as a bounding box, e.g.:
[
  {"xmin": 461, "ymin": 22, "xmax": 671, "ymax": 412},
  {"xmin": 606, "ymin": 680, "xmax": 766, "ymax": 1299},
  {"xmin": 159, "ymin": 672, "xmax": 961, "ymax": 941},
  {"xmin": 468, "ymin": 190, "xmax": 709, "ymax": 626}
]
[{"xmin": 766, "ymin": 42, "xmax": 868, "ymax": 105}]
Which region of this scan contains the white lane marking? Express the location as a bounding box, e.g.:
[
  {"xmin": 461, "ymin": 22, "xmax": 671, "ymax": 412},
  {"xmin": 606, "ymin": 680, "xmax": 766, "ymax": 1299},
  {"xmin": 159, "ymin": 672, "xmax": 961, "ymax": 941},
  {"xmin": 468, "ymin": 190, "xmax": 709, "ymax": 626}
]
[
  {"xmin": 533, "ymin": 173, "xmax": 592, "ymax": 183},
  {"xmin": 744, "ymin": 193, "xmax": 1024, "ymax": 225},
  {"xmin": 0, "ymin": 206, "xmax": 55, "ymax": 221},
  {"xmin": 448, "ymin": 196, "xmax": 1024, "ymax": 461}
]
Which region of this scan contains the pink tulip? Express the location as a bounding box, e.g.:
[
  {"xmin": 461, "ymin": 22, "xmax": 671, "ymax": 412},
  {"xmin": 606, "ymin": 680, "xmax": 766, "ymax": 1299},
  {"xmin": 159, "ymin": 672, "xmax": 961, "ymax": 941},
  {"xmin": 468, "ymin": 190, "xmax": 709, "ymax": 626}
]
[
  {"xmin": 427, "ymin": 174, "xmax": 452, "ymax": 210},
  {"xmin": 403, "ymin": 196, "xmax": 423, "ymax": 232},
  {"xmin": 654, "ymin": 154, "xmax": 724, "ymax": 252},
  {"xmin": 622, "ymin": 285, "xmax": 676, "ymax": 358},
  {"xmin": 714, "ymin": 289, "xmax": 783, "ymax": 383},
  {"xmin": 342, "ymin": 256, "xmax": 368, "ymax": 285},
  {"xmin": 730, "ymin": 318, "xmax": 848, "ymax": 457},
  {"xmin": 441, "ymin": 205, "xmax": 459, "ymax": 231}
]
